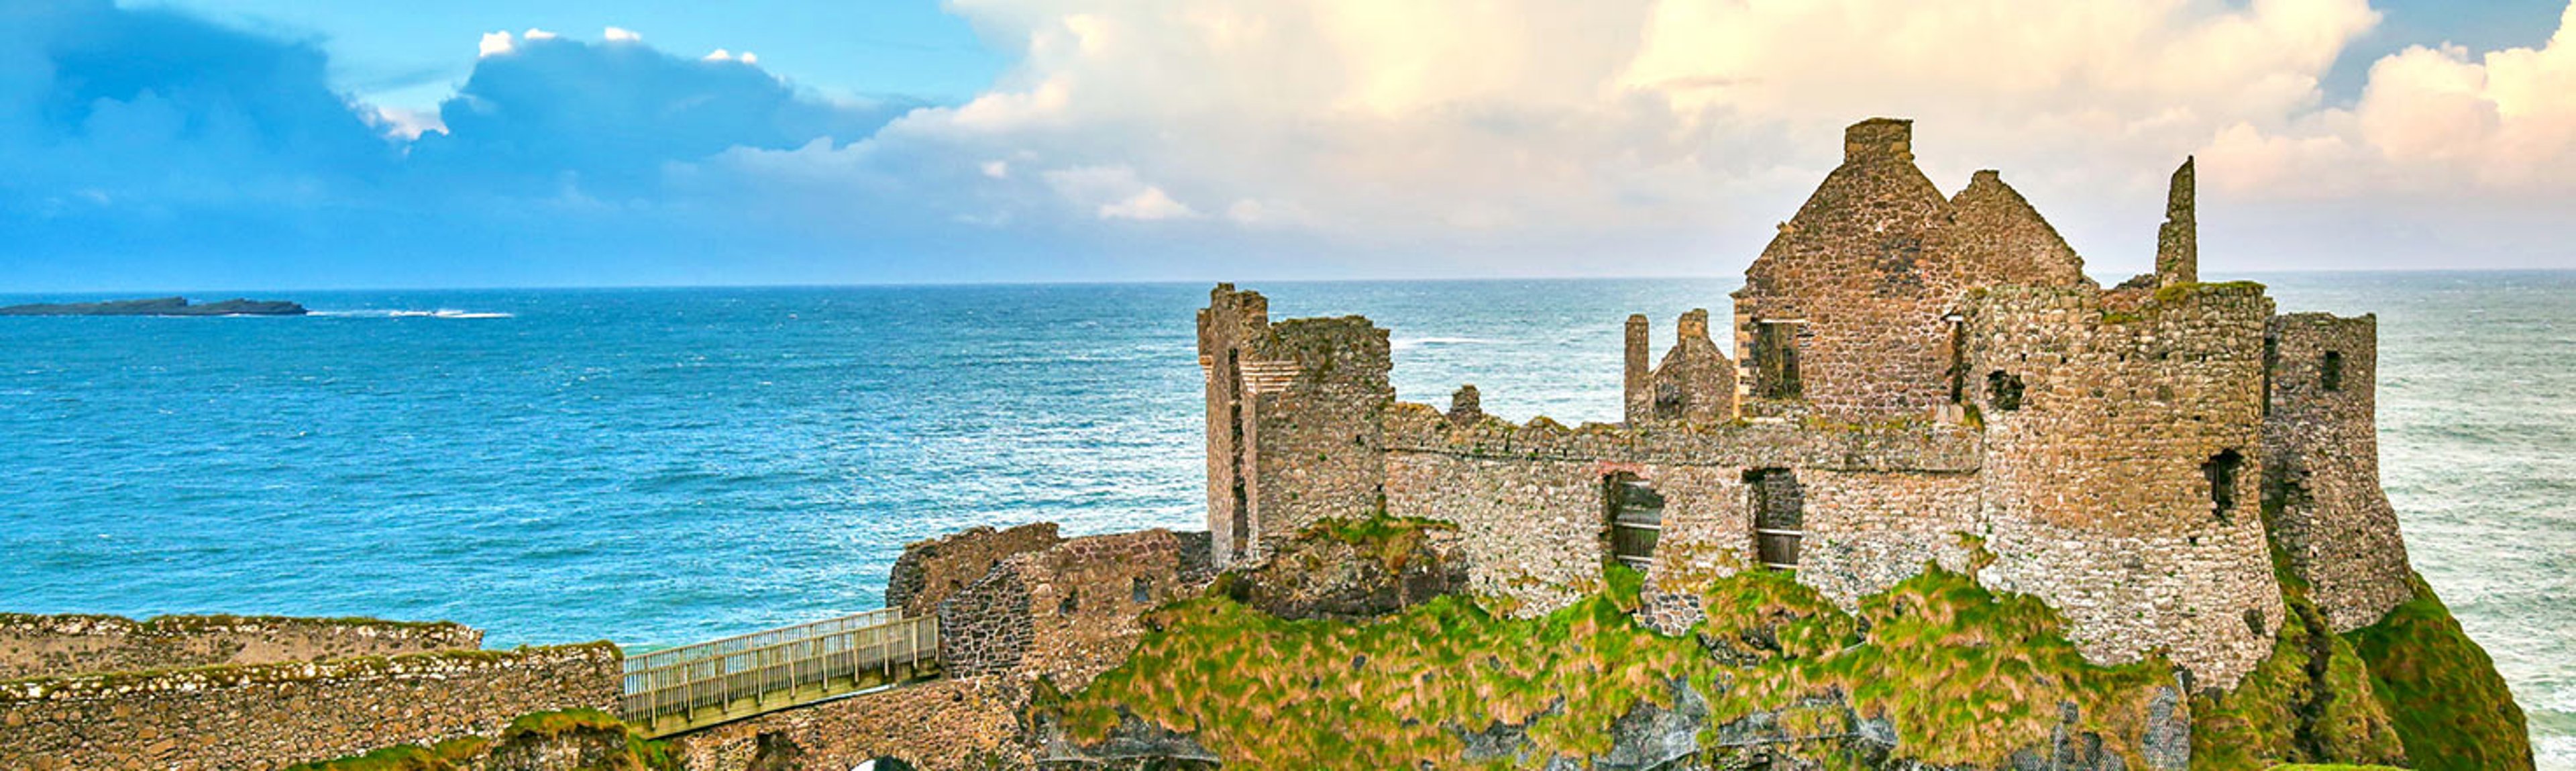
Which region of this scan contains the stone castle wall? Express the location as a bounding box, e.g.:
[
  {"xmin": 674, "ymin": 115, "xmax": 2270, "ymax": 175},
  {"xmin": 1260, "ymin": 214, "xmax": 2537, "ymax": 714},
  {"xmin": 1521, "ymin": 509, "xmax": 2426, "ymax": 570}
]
[
  {"xmin": 935, "ymin": 529, "xmax": 1210, "ymax": 689},
  {"xmin": 667, "ymin": 676, "xmax": 1028, "ymax": 771},
  {"xmin": 888, "ymin": 522, "xmax": 1064, "ymax": 617},
  {"xmin": 1962, "ymin": 282, "xmax": 2283, "ymax": 688},
  {"xmin": 1200, "ymin": 286, "xmax": 1396, "ymax": 566},
  {"xmin": 1732, "ymin": 118, "xmax": 1965, "ymax": 422},
  {"xmin": 2265, "ymin": 313, "xmax": 2414, "ymax": 631},
  {"xmin": 1380, "ymin": 400, "xmax": 1983, "ymax": 620},
  {"xmin": 0, "ymin": 643, "xmax": 620, "ymax": 771},
  {"xmin": 1244, "ymin": 317, "xmax": 1395, "ymax": 561},
  {"xmin": 0, "ymin": 613, "xmax": 482, "ymax": 681}
]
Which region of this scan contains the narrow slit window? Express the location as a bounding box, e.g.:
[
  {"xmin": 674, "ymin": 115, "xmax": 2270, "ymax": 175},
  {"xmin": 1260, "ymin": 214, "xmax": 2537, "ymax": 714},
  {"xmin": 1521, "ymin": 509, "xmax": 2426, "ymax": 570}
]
[
  {"xmin": 1748, "ymin": 468, "xmax": 1804, "ymax": 571},
  {"xmin": 2204, "ymin": 449, "xmax": 2245, "ymax": 522},
  {"xmin": 2320, "ymin": 351, "xmax": 2344, "ymax": 392},
  {"xmin": 1607, "ymin": 476, "xmax": 1662, "ymax": 570}
]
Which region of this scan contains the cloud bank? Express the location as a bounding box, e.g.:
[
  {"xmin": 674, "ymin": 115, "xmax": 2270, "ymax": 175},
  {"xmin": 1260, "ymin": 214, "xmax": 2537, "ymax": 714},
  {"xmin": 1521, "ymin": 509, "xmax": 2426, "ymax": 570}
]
[{"xmin": 2, "ymin": 0, "xmax": 2573, "ymax": 289}]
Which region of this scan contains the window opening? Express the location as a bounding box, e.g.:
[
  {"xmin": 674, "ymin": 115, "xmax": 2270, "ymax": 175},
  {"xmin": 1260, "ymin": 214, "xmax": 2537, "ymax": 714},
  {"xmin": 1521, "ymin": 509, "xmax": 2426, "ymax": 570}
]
[
  {"xmin": 1986, "ymin": 370, "xmax": 2025, "ymax": 412},
  {"xmin": 2204, "ymin": 449, "xmax": 2245, "ymax": 522},
  {"xmin": 1747, "ymin": 468, "xmax": 1804, "ymax": 571},
  {"xmin": 1606, "ymin": 475, "xmax": 1663, "ymax": 570},
  {"xmin": 2321, "ymin": 351, "xmax": 2344, "ymax": 392},
  {"xmin": 1751, "ymin": 321, "xmax": 1803, "ymax": 399}
]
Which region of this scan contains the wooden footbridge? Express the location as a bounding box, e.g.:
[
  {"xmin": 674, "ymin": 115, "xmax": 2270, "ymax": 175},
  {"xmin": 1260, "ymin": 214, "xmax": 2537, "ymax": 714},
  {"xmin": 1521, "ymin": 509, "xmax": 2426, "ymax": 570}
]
[{"xmin": 619, "ymin": 609, "xmax": 941, "ymax": 737}]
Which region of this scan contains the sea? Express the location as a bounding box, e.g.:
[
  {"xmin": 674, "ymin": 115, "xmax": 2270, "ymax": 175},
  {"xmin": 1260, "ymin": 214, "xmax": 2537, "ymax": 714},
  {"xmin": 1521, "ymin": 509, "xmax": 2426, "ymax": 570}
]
[{"xmin": 1, "ymin": 274, "xmax": 2569, "ymax": 764}]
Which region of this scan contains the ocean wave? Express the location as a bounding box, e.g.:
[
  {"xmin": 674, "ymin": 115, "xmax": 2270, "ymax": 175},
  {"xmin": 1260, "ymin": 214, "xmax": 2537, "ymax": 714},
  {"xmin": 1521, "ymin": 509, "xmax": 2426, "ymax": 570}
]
[{"xmin": 311, "ymin": 309, "xmax": 514, "ymax": 319}]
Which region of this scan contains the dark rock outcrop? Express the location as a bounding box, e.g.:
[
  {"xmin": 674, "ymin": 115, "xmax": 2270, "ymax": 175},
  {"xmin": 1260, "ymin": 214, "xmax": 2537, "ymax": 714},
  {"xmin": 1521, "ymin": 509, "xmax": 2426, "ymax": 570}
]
[
  {"xmin": 0, "ymin": 297, "xmax": 307, "ymax": 316},
  {"xmin": 1218, "ymin": 518, "xmax": 1466, "ymax": 621}
]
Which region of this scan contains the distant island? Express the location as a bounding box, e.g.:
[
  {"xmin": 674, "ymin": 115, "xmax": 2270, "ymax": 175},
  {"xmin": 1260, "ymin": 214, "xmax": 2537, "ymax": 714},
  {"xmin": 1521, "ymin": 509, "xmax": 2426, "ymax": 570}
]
[{"xmin": 0, "ymin": 297, "xmax": 307, "ymax": 317}]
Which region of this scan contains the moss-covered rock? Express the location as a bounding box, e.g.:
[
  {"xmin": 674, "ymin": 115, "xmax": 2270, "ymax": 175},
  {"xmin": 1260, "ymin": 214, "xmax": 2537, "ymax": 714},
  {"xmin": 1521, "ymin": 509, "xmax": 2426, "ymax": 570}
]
[
  {"xmin": 2191, "ymin": 551, "xmax": 2407, "ymax": 770},
  {"xmin": 1220, "ymin": 513, "xmax": 1466, "ymax": 621},
  {"xmin": 2345, "ymin": 574, "xmax": 2535, "ymax": 771},
  {"xmin": 282, "ymin": 709, "xmax": 680, "ymax": 771},
  {"xmin": 1054, "ymin": 565, "xmax": 2186, "ymax": 769}
]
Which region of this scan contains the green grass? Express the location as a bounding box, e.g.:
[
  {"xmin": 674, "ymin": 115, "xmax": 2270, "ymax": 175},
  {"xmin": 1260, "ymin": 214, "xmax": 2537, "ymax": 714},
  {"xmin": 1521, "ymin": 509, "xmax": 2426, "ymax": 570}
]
[
  {"xmin": 2190, "ymin": 549, "xmax": 2406, "ymax": 769},
  {"xmin": 280, "ymin": 737, "xmax": 490, "ymax": 771},
  {"xmin": 283, "ymin": 709, "xmax": 680, "ymax": 771},
  {"xmin": 1298, "ymin": 513, "xmax": 1456, "ymax": 572},
  {"xmin": 2345, "ymin": 573, "xmax": 2536, "ymax": 771},
  {"xmin": 1059, "ymin": 564, "xmax": 2179, "ymax": 768},
  {"xmin": 1697, "ymin": 568, "xmax": 2174, "ymax": 767}
]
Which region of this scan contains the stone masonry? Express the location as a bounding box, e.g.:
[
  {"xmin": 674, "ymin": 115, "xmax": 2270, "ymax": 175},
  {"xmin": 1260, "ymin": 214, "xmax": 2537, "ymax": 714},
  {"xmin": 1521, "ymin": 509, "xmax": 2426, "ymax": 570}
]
[
  {"xmin": 2265, "ymin": 313, "xmax": 2414, "ymax": 631},
  {"xmin": 932, "ymin": 528, "xmax": 1213, "ymax": 690},
  {"xmin": 1197, "ymin": 118, "xmax": 2423, "ymax": 691},
  {"xmin": 0, "ymin": 613, "xmax": 482, "ymax": 681},
  {"xmin": 666, "ymin": 676, "xmax": 1030, "ymax": 771},
  {"xmin": 0, "ymin": 643, "xmax": 621, "ymax": 771},
  {"xmin": 887, "ymin": 521, "xmax": 1065, "ymax": 617}
]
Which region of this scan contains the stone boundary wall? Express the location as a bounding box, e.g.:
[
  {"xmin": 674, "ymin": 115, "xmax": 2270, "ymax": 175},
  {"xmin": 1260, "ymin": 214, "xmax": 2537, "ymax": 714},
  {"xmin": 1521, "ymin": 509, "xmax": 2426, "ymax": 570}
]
[
  {"xmin": 667, "ymin": 676, "xmax": 1028, "ymax": 771},
  {"xmin": 0, "ymin": 613, "xmax": 482, "ymax": 681},
  {"xmin": 1381, "ymin": 401, "xmax": 1982, "ymax": 472},
  {"xmin": 935, "ymin": 529, "xmax": 1209, "ymax": 689},
  {"xmin": 2265, "ymin": 313, "xmax": 2413, "ymax": 632},
  {"xmin": 888, "ymin": 522, "xmax": 1064, "ymax": 617},
  {"xmin": 0, "ymin": 642, "xmax": 621, "ymax": 771}
]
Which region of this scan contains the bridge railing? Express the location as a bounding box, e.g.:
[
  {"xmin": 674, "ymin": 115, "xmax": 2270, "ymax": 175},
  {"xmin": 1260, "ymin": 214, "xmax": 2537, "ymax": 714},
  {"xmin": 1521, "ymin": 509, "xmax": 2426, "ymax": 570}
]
[
  {"xmin": 619, "ymin": 611, "xmax": 936, "ymax": 727},
  {"xmin": 623, "ymin": 608, "xmax": 902, "ymax": 674}
]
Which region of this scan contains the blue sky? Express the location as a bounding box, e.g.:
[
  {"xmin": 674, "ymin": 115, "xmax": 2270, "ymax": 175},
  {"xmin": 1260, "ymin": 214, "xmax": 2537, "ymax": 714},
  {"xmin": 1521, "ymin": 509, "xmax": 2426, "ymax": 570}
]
[{"xmin": 4, "ymin": 0, "xmax": 2574, "ymax": 291}]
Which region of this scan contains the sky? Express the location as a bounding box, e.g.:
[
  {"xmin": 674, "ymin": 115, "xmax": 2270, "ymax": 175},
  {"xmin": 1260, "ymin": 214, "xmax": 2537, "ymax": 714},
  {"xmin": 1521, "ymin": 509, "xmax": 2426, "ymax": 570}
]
[{"xmin": 1, "ymin": 0, "xmax": 2573, "ymax": 291}]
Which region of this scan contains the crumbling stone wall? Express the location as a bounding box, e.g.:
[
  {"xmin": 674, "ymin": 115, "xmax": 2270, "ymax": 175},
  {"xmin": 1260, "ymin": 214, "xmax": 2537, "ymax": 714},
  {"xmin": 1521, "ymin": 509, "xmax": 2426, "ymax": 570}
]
[
  {"xmin": 667, "ymin": 676, "xmax": 1028, "ymax": 771},
  {"xmin": 1012, "ymin": 529, "xmax": 1201, "ymax": 690},
  {"xmin": 935, "ymin": 562, "xmax": 1032, "ymax": 678},
  {"xmin": 887, "ymin": 522, "xmax": 1064, "ymax": 617},
  {"xmin": 1963, "ymin": 282, "xmax": 2283, "ymax": 689},
  {"xmin": 1626, "ymin": 309, "xmax": 1737, "ymax": 425},
  {"xmin": 0, "ymin": 643, "xmax": 620, "ymax": 771},
  {"xmin": 934, "ymin": 529, "xmax": 1207, "ymax": 689},
  {"xmin": 1947, "ymin": 170, "xmax": 2090, "ymax": 290},
  {"xmin": 1731, "ymin": 120, "xmax": 2090, "ymax": 423},
  {"xmin": 1379, "ymin": 399, "xmax": 1982, "ymax": 620},
  {"xmin": 0, "ymin": 613, "xmax": 481, "ymax": 681},
  {"xmin": 2265, "ymin": 313, "xmax": 2413, "ymax": 631},
  {"xmin": 1792, "ymin": 470, "xmax": 1982, "ymax": 606},
  {"xmin": 1199, "ymin": 285, "xmax": 1394, "ymax": 567}
]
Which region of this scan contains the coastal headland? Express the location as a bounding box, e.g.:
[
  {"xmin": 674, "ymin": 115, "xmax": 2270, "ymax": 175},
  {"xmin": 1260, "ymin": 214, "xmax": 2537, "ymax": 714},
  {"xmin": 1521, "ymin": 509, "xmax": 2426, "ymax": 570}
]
[{"xmin": 0, "ymin": 297, "xmax": 307, "ymax": 317}]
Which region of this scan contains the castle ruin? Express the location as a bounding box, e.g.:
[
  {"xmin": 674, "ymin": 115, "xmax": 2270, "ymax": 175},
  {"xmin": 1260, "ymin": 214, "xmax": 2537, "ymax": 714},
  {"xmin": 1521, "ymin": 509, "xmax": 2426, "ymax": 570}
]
[{"xmin": 1196, "ymin": 118, "xmax": 2416, "ymax": 690}]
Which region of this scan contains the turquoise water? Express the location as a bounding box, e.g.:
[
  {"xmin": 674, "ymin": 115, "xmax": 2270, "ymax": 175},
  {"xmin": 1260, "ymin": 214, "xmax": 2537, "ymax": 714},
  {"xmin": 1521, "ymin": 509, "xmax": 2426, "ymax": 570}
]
[{"xmin": 0, "ymin": 275, "xmax": 2568, "ymax": 764}]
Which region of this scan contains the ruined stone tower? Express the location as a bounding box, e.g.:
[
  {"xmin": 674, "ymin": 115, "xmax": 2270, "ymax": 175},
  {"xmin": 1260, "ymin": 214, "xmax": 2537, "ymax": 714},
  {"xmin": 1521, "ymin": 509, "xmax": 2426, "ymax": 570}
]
[{"xmin": 1198, "ymin": 285, "xmax": 1392, "ymax": 566}]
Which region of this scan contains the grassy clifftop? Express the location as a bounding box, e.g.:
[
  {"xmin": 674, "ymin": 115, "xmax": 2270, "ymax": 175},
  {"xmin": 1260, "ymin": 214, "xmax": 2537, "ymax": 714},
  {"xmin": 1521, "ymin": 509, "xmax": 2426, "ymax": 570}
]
[
  {"xmin": 1051, "ymin": 523, "xmax": 2532, "ymax": 769},
  {"xmin": 2346, "ymin": 574, "xmax": 2534, "ymax": 771},
  {"xmin": 1057, "ymin": 562, "xmax": 2181, "ymax": 768}
]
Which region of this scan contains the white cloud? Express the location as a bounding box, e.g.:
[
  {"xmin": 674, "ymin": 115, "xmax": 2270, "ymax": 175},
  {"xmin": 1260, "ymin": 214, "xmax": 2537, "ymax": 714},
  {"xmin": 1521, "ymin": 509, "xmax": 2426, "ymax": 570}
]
[
  {"xmin": 857, "ymin": 0, "xmax": 2576, "ymax": 272},
  {"xmin": 604, "ymin": 27, "xmax": 642, "ymax": 42},
  {"xmin": 370, "ymin": 105, "xmax": 447, "ymax": 140},
  {"xmin": 523, "ymin": 28, "xmax": 558, "ymax": 42},
  {"xmin": 1040, "ymin": 164, "xmax": 1198, "ymax": 221},
  {"xmin": 1100, "ymin": 187, "xmax": 1196, "ymax": 220},
  {"xmin": 477, "ymin": 31, "xmax": 514, "ymax": 58},
  {"xmin": 704, "ymin": 48, "xmax": 734, "ymax": 62},
  {"xmin": 980, "ymin": 160, "xmax": 1010, "ymax": 178}
]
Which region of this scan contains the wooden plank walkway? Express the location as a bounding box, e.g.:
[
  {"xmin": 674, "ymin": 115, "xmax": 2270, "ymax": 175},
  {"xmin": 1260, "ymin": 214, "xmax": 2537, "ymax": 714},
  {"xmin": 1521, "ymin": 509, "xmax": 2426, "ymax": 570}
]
[{"xmin": 621, "ymin": 611, "xmax": 939, "ymax": 738}]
